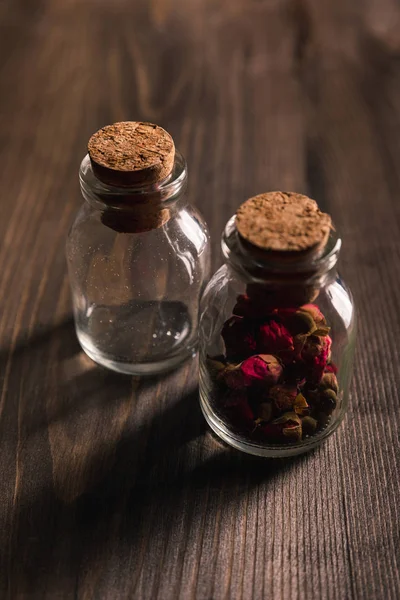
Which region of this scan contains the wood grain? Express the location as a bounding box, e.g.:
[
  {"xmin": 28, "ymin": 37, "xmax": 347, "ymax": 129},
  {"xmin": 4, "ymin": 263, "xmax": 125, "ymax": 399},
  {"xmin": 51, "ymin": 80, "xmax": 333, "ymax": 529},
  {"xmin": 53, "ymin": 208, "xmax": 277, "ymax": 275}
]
[{"xmin": 1, "ymin": 0, "xmax": 400, "ymax": 598}]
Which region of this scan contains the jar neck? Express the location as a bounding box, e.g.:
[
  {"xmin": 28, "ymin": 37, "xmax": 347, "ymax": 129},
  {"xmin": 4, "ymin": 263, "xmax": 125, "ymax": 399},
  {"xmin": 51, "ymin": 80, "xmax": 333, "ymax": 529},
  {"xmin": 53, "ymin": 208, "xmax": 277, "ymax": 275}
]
[
  {"xmin": 80, "ymin": 150, "xmax": 187, "ymax": 210},
  {"xmin": 222, "ymin": 216, "xmax": 341, "ymax": 301},
  {"xmin": 79, "ymin": 150, "xmax": 188, "ymax": 233}
]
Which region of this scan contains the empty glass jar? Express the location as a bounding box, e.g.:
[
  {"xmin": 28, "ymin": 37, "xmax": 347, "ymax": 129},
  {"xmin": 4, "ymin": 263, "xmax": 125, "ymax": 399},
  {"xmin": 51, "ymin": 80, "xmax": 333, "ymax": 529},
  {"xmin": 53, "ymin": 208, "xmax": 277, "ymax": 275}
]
[
  {"xmin": 66, "ymin": 123, "xmax": 210, "ymax": 375},
  {"xmin": 199, "ymin": 195, "xmax": 356, "ymax": 457}
]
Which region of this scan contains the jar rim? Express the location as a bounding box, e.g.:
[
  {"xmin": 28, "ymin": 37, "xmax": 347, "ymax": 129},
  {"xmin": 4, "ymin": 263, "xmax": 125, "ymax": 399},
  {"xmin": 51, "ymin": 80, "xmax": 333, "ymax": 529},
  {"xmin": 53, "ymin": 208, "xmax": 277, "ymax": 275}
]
[
  {"xmin": 79, "ymin": 150, "xmax": 187, "ymax": 210},
  {"xmin": 221, "ymin": 215, "xmax": 342, "ymax": 279}
]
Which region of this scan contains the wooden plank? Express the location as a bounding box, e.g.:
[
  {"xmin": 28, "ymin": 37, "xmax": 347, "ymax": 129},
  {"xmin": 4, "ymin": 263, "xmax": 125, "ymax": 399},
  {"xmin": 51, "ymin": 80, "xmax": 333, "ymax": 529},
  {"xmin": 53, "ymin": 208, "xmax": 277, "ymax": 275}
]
[{"xmin": 0, "ymin": 0, "xmax": 399, "ymax": 598}]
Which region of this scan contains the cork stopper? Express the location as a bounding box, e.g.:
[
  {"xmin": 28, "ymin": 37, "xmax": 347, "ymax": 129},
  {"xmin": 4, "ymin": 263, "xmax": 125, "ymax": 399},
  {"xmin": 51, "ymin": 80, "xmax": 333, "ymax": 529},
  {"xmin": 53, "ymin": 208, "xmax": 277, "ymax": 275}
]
[
  {"xmin": 236, "ymin": 191, "xmax": 332, "ymax": 259},
  {"xmin": 88, "ymin": 121, "xmax": 175, "ymax": 187},
  {"xmin": 101, "ymin": 205, "xmax": 170, "ymax": 234}
]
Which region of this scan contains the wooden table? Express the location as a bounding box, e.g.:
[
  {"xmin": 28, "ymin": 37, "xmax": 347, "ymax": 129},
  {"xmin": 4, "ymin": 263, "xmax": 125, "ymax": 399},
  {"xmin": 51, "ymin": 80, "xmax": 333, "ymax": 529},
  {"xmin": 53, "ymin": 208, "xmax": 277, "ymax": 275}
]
[{"xmin": 1, "ymin": 0, "xmax": 399, "ymax": 598}]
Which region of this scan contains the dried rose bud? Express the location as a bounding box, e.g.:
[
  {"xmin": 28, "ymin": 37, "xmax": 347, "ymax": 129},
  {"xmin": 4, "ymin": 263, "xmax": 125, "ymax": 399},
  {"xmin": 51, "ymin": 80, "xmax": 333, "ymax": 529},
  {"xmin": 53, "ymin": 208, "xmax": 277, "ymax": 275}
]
[
  {"xmin": 312, "ymin": 352, "xmax": 331, "ymax": 382},
  {"xmin": 299, "ymin": 304, "xmax": 326, "ymax": 326},
  {"xmin": 272, "ymin": 412, "xmax": 302, "ymax": 442},
  {"xmin": 258, "ymin": 320, "xmax": 295, "ymax": 361},
  {"xmin": 269, "ymin": 384, "xmax": 298, "ymax": 411},
  {"xmin": 221, "ymin": 354, "xmax": 283, "ymax": 390},
  {"xmin": 272, "ymin": 411, "xmax": 301, "ymax": 425},
  {"xmin": 302, "ymin": 386, "xmax": 319, "ymax": 408},
  {"xmin": 292, "ymin": 333, "xmax": 309, "ymax": 360},
  {"xmin": 320, "ymin": 372, "xmax": 338, "ymax": 394},
  {"xmin": 302, "ymin": 416, "xmax": 318, "ymax": 435},
  {"xmin": 302, "ymin": 334, "xmax": 331, "ymax": 359},
  {"xmin": 314, "ymin": 327, "xmax": 331, "ymax": 337},
  {"xmin": 319, "ymin": 389, "xmax": 337, "ymax": 414},
  {"xmin": 241, "ymin": 354, "xmax": 283, "ymax": 387},
  {"xmin": 220, "ymin": 363, "xmax": 247, "ymax": 390},
  {"xmin": 302, "ymin": 335, "xmax": 332, "ymax": 382},
  {"xmin": 293, "ymin": 392, "xmax": 310, "ymax": 416},
  {"xmin": 282, "ymin": 422, "xmax": 302, "ymax": 442},
  {"xmin": 325, "ymin": 362, "xmax": 338, "ymax": 374},
  {"xmin": 226, "ymin": 397, "xmax": 254, "ymax": 429},
  {"xmin": 206, "ymin": 357, "xmax": 226, "ymax": 378},
  {"xmin": 221, "ymin": 316, "xmax": 257, "ymax": 359},
  {"xmin": 258, "ymin": 402, "xmax": 273, "ymax": 422},
  {"xmin": 293, "ymin": 311, "xmax": 317, "ymax": 335},
  {"xmin": 270, "ymin": 307, "xmax": 297, "ymax": 326},
  {"xmin": 256, "ymin": 422, "xmax": 282, "ymax": 442}
]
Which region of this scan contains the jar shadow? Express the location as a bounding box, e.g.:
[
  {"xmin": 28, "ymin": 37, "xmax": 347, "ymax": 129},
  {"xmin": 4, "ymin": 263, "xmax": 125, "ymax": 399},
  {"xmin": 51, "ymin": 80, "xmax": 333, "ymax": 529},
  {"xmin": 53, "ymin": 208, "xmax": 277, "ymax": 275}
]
[{"xmin": 0, "ymin": 316, "xmax": 313, "ymax": 596}]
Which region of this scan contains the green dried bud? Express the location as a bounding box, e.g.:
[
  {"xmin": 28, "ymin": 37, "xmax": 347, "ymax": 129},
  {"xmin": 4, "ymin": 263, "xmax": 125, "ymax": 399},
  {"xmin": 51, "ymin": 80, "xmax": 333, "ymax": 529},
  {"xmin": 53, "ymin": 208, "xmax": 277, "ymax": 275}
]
[
  {"xmin": 258, "ymin": 402, "xmax": 273, "ymax": 422},
  {"xmin": 299, "ymin": 304, "xmax": 326, "ymax": 326},
  {"xmin": 302, "ymin": 416, "xmax": 318, "ymax": 435},
  {"xmin": 319, "ymin": 389, "xmax": 337, "ymax": 414},
  {"xmin": 269, "ymin": 385, "xmax": 298, "ymax": 412},
  {"xmin": 282, "ymin": 422, "xmax": 302, "ymax": 441},
  {"xmin": 319, "ymin": 372, "xmax": 338, "ymax": 394},
  {"xmin": 313, "ymin": 326, "xmax": 331, "ymax": 337},
  {"xmin": 207, "ymin": 357, "xmax": 226, "ymax": 377},
  {"xmin": 272, "ymin": 411, "xmax": 301, "ymax": 425},
  {"xmin": 272, "ymin": 412, "xmax": 302, "ymax": 442},
  {"xmin": 293, "ymin": 393, "xmax": 310, "ymax": 416},
  {"xmin": 271, "ymin": 412, "xmax": 302, "ymax": 442},
  {"xmin": 294, "ymin": 311, "xmax": 317, "ymax": 335}
]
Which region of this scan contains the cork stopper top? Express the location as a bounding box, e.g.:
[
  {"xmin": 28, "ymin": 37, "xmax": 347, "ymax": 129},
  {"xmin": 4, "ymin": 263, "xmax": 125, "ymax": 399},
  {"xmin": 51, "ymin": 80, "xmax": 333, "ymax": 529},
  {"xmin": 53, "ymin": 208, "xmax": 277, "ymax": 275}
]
[
  {"xmin": 88, "ymin": 121, "xmax": 175, "ymax": 187},
  {"xmin": 236, "ymin": 191, "xmax": 332, "ymax": 257}
]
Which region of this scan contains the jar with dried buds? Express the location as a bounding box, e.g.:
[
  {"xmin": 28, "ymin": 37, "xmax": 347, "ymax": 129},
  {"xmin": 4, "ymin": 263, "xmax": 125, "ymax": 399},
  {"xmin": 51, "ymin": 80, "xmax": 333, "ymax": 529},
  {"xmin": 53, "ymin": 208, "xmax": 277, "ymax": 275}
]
[
  {"xmin": 67, "ymin": 121, "xmax": 210, "ymax": 375},
  {"xmin": 199, "ymin": 192, "xmax": 356, "ymax": 457}
]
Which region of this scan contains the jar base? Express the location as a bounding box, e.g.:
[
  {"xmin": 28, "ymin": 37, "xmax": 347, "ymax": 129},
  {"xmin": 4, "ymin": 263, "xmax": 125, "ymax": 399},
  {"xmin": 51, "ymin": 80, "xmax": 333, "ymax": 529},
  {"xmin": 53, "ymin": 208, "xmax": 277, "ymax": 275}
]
[
  {"xmin": 199, "ymin": 388, "xmax": 343, "ymax": 458},
  {"xmin": 78, "ymin": 332, "xmax": 197, "ymax": 376}
]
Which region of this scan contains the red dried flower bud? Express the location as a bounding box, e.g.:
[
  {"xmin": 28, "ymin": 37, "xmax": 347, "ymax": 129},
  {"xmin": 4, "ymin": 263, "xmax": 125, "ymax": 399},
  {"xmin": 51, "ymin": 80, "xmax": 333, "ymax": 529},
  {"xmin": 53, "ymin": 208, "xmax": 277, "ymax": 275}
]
[
  {"xmin": 256, "ymin": 422, "xmax": 282, "ymax": 441},
  {"xmin": 220, "ymin": 364, "xmax": 247, "ymax": 390},
  {"xmin": 258, "ymin": 321, "xmax": 295, "ymax": 362},
  {"xmin": 302, "ymin": 335, "xmax": 332, "ymax": 382},
  {"xmin": 325, "ymin": 363, "xmax": 338, "ymax": 374},
  {"xmin": 221, "ymin": 316, "xmax": 257, "ymax": 359},
  {"xmin": 241, "ymin": 354, "xmax": 283, "ymax": 387},
  {"xmin": 225, "ymin": 396, "xmax": 254, "ymax": 429},
  {"xmin": 302, "ymin": 334, "xmax": 330, "ymax": 360},
  {"xmin": 221, "ymin": 354, "xmax": 283, "ymax": 390}
]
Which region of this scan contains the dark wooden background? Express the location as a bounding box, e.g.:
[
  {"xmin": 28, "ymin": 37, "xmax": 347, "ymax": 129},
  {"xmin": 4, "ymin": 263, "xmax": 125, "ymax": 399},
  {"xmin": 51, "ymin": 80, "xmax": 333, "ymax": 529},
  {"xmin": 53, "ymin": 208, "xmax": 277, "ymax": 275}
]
[{"xmin": 1, "ymin": 0, "xmax": 400, "ymax": 598}]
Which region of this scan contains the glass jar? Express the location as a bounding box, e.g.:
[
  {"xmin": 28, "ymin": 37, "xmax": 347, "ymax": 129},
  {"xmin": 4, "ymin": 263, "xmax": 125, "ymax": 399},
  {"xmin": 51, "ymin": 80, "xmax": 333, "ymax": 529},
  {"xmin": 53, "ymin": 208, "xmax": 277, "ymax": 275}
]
[
  {"xmin": 66, "ymin": 149, "xmax": 210, "ymax": 375},
  {"xmin": 199, "ymin": 212, "xmax": 356, "ymax": 457}
]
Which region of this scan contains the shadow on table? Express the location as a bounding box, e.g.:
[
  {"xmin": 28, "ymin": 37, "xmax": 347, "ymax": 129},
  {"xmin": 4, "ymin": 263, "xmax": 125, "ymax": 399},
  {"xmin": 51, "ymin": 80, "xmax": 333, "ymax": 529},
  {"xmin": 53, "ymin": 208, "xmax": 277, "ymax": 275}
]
[{"xmin": 0, "ymin": 318, "xmax": 311, "ymax": 596}]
